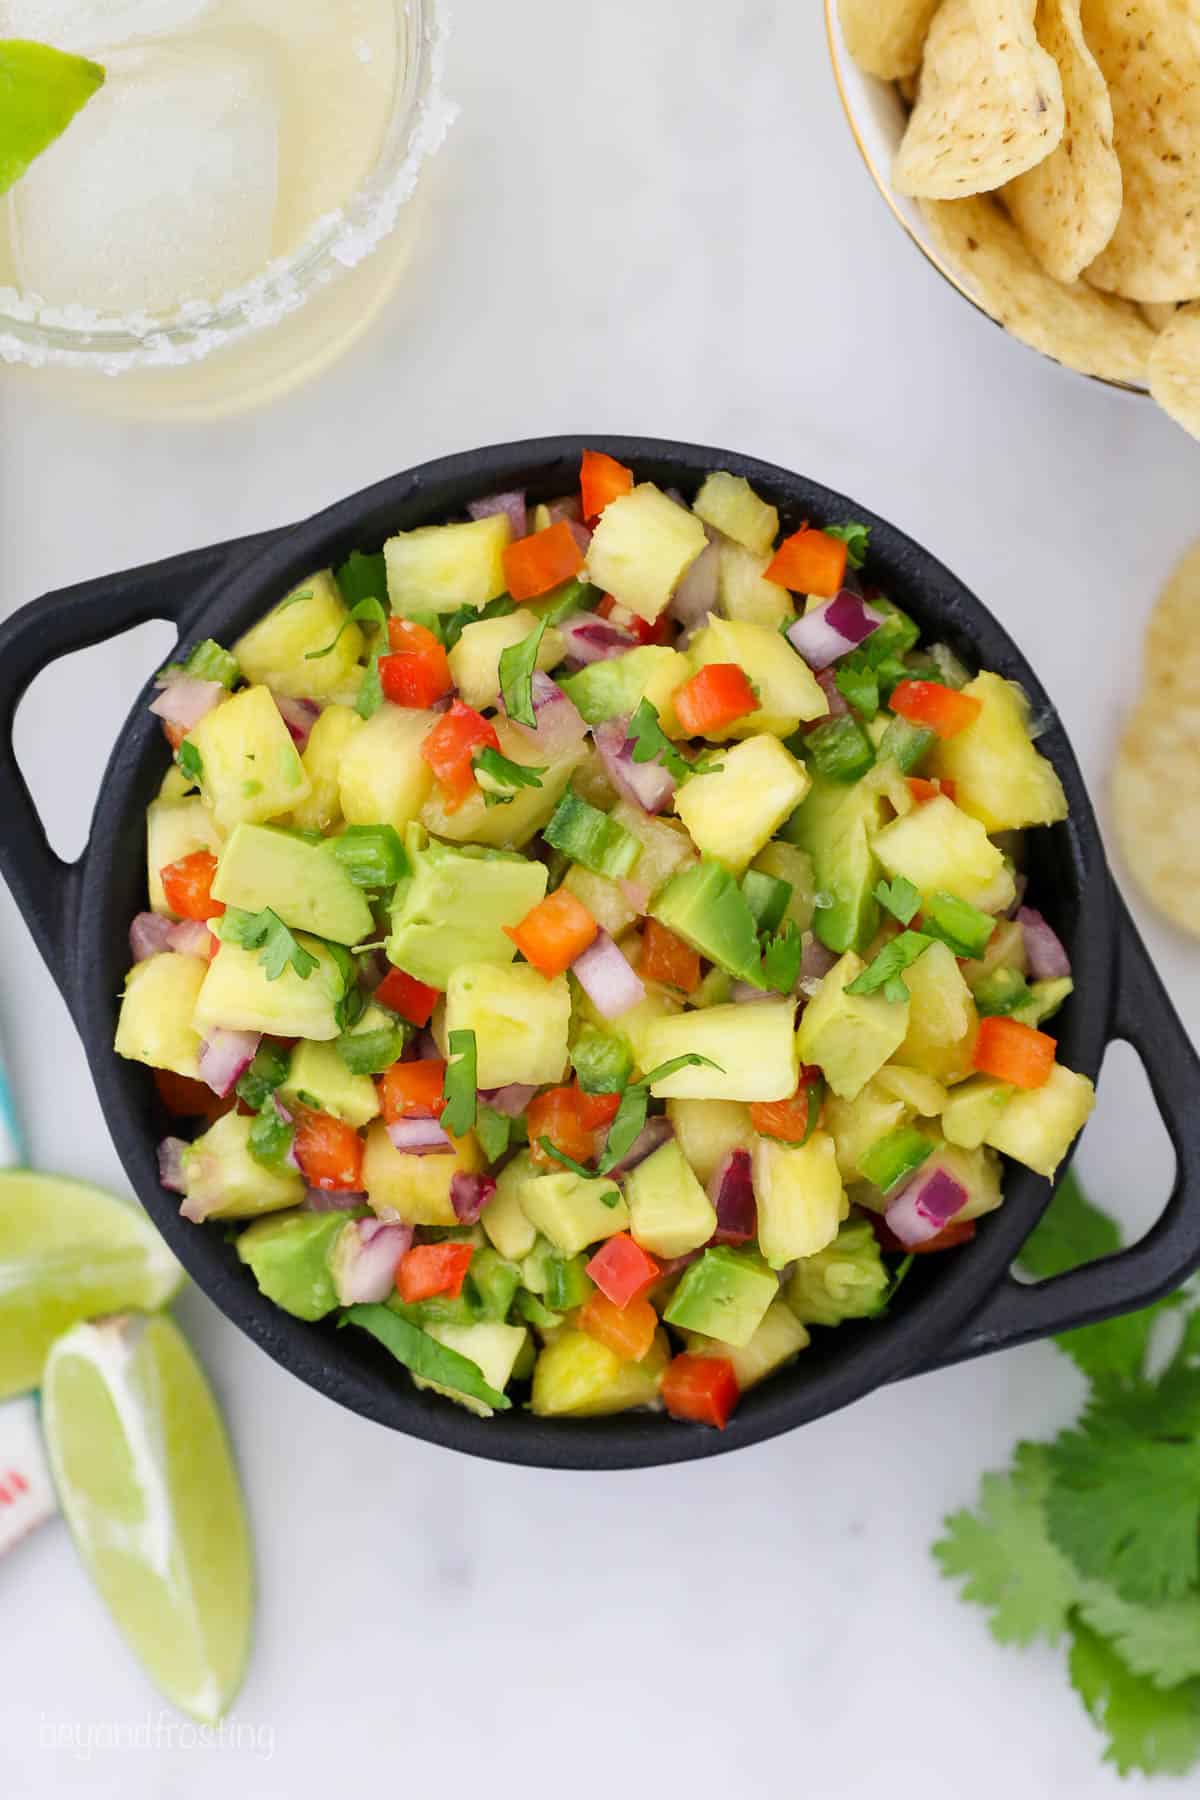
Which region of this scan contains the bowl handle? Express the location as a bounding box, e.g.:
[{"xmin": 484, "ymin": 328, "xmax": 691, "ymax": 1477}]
[
  {"xmin": 925, "ymin": 892, "xmax": 1200, "ymax": 1371},
  {"xmin": 0, "ymin": 534, "xmax": 276, "ymax": 1003}
]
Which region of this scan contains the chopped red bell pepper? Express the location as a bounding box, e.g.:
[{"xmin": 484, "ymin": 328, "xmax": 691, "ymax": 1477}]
[
  {"xmin": 292, "ymin": 1107, "xmax": 364, "ymax": 1192},
  {"xmin": 597, "ymin": 593, "xmax": 672, "ymax": 646},
  {"xmin": 764, "ymin": 528, "xmax": 847, "ymax": 598},
  {"xmin": 749, "ymin": 1067, "xmax": 824, "ymax": 1144},
  {"xmin": 420, "ymin": 700, "xmax": 499, "ymax": 812},
  {"xmin": 662, "ymin": 1354, "xmax": 740, "ymax": 1429},
  {"xmin": 889, "ymin": 680, "xmax": 982, "ymax": 741},
  {"xmin": 528, "ymin": 1083, "xmax": 619, "ymax": 1170},
  {"xmin": 395, "ymin": 1241, "xmax": 474, "ymax": 1303},
  {"xmin": 580, "ymin": 449, "xmax": 634, "ymax": 521},
  {"xmin": 153, "ymin": 1068, "xmax": 230, "ymax": 1123},
  {"xmin": 375, "ymin": 966, "xmax": 441, "ymax": 1029},
  {"xmin": 160, "ymin": 851, "xmax": 224, "ymax": 922},
  {"xmin": 505, "ymin": 888, "xmax": 598, "ymax": 979},
  {"xmin": 379, "ymin": 617, "xmax": 453, "ymax": 709},
  {"xmin": 640, "ymin": 918, "xmax": 701, "ymax": 994},
  {"xmin": 579, "ymin": 1291, "xmax": 658, "ymax": 1361},
  {"xmin": 672, "ymin": 663, "xmax": 757, "ymax": 737},
  {"xmin": 585, "ymin": 1231, "xmax": 661, "ymax": 1309},
  {"xmin": 972, "ymin": 1016, "xmax": 1057, "ymax": 1090},
  {"xmin": 503, "ymin": 521, "xmax": 585, "ymax": 602},
  {"xmin": 379, "ymin": 1059, "xmax": 447, "ymax": 1122}
]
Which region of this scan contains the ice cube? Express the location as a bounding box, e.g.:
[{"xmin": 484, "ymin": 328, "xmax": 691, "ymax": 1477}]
[
  {"xmin": 10, "ymin": 44, "xmax": 280, "ymax": 315},
  {"xmin": 0, "ymin": 0, "xmax": 212, "ymax": 52}
]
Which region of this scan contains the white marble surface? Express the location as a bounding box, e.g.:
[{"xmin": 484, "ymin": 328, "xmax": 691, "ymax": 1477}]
[{"xmin": 0, "ymin": 3, "xmax": 1196, "ymax": 1794}]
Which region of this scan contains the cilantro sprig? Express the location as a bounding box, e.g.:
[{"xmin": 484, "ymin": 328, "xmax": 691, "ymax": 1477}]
[
  {"xmin": 215, "ymin": 907, "xmax": 319, "ymax": 982},
  {"xmin": 441, "ymin": 1029, "xmax": 478, "ymax": 1137},
  {"xmin": 498, "ymin": 618, "xmax": 547, "ymax": 727},
  {"xmin": 846, "ymin": 930, "xmax": 931, "ymax": 1003},
  {"xmin": 306, "ymin": 595, "xmax": 388, "ymax": 660},
  {"xmin": 473, "ymin": 747, "xmax": 546, "ymax": 808},
  {"xmin": 628, "ymin": 698, "xmax": 723, "ymax": 783},
  {"xmin": 874, "ymin": 876, "xmax": 921, "ymax": 926},
  {"xmin": 824, "ymin": 520, "xmax": 870, "ymax": 570}
]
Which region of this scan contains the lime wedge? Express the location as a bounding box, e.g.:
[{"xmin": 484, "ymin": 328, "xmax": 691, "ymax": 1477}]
[
  {"xmin": 0, "ymin": 1170, "xmax": 184, "ymax": 1401},
  {"xmin": 0, "ymin": 39, "xmax": 105, "ymax": 197},
  {"xmin": 42, "ymin": 1313, "xmax": 253, "ymax": 1722}
]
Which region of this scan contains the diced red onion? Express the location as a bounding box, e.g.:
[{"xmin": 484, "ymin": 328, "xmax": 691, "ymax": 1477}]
[
  {"xmin": 708, "ymin": 1148, "xmax": 756, "ymax": 1244},
  {"xmin": 450, "ymin": 1171, "xmax": 497, "ymax": 1225},
  {"xmin": 557, "ymin": 615, "xmax": 636, "ymax": 665},
  {"xmin": 786, "ymin": 591, "xmax": 882, "ymax": 671},
  {"xmin": 130, "ymin": 912, "xmax": 174, "ymax": 962},
  {"xmin": 606, "ymin": 1115, "xmax": 674, "ymax": 1179},
  {"xmin": 655, "ymin": 1248, "xmax": 703, "ymax": 1281},
  {"xmin": 593, "ymin": 717, "xmax": 677, "ymax": 815},
  {"xmin": 331, "ymin": 1216, "xmax": 412, "ymax": 1303},
  {"xmin": 1017, "ymin": 907, "xmax": 1071, "ymax": 980},
  {"xmin": 157, "ymin": 1137, "xmax": 188, "ymax": 1194},
  {"xmin": 571, "ymin": 930, "xmax": 646, "ymax": 1019},
  {"xmin": 478, "ymin": 1084, "xmax": 539, "ymax": 1117},
  {"xmin": 272, "ymin": 694, "xmax": 320, "ymax": 751},
  {"xmin": 167, "ymin": 918, "xmax": 214, "ymax": 959},
  {"xmin": 197, "ymin": 1028, "xmax": 261, "ymax": 1099},
  {"xmin": 885, "ymin": 1165, "xmax": 969, "ymax": 1248},
  {"xmin": 303, "ymin": 1188, "xmax": 368, "ymax": 1213},
  {"xmin": 546, "ymin": 495, "xmax": 583, "ymax": 525},
  {"xmin": 361, "ymin": 948, "xmax": 392, "ymax": 991},
  {"xmin": 669, "ymin": 541, "xmax": 719, "ymax": 627},
  {"xmin": 731, "ymin": 980, "xmax": 774, "ymax": 1004},
  {"xmin": 815, "ymin": 667, "xmax": 849, "ymax": 718},
  {"xmin": 415, "ymin": 1031, "xmax": 442, "ymax": 1061},
  {"xmin": 798, "ymin": 935, "xmax": 838, "ymax": 996},
  {"xmin": 468, "ymin": 490, "xmax": 527, "ymax": 539},
  {"xmin": 504, "ymin": 672, "xmax": 589, "ymax": 755},
  {"xmin": 149, "ymin": 676, "xmax": 224, "ymax": 731},
  {"xmin": 387, "ymin": 1117, "xmax": 453, "ymax": 1155},
  {"xmin": 562, "ymin": 517, "xmax": 592, "ymax": 556}
]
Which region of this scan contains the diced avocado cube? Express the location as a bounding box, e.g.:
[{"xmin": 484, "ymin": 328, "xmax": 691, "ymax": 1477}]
[
  {"xmin": 182, "ymin": 1111, "xmax": 305, "ymax": 1221},
  {"xmin": 338, "ymin": 704, "xmax": 437, "ymax": 833},
  {"xmin": 1013, "ymin": 977, "xmax": 1074, "ymax": 1029},
  {"xmin": 941, "ymin": 1075, "xmax": 1015, "ymax": 1151},
  {"xmin": 665, "ymin": 1098, "xmax": 755, "ymax": 1184},
  {"xmin": 693, "ymin": 471, "xmax": 779, "ymax": 556},
  {"xmin": 147, "ymin": 795, "xmax": 223, "ymax": 916},
  {"xmin": 115, "ymin": 952, "xmax": 207, "ymax": 1081},
  {"xmin": 642, "ymin": 1001, "xmax": 798, "ymax": 1103},
  {"xmin": 236, "ymin": 1209, "xmax": 348, "ymax": 1321},
  {"xmin": 784, "ymin": 1220, "xmax": 889, "ymax": 1327},
  {"xmin": 481, "ymin": 1151, "xmax": 540, "ymax": 1262},
  {"xmin": 930, "ymin": 672, "xmax": 1068, "ymax": 832},
  {"xmin": 687, "ymin": 615, "xmax": 827, "ymax": 739},
  {"xmin": 560, "ymin": 646, "xmax": 689, "ymax": 728},
  {"xmin": 795, "ymin": 953, "xmax": 909, "ymax": 1100},
  {"xmin": 822, "ymin": 1081, "xmax": 909, "ymax": 1179},
  {"xmin": 625, "ymin": 1140, "xmax": 718, "ymax": 1259},
  {"xmin": 716, "ymin": 539, "xmax": 793, "ymax": 630},
  {"xmin": 385, "ymin": 515, "xmax": 512, "ymax": 615},
  {"xmin": 900, "ymin": 940, "xmax": 979, "ymax": 1084},
  {"xmin": 186, "ymin": 685, "xmax": 311, "ymax": 832},
  {"xmin": 213, "ymin": 823, "xmax": 373, "ymax": 947},
  {"xmin": 361, "ymin": 1119, "xmax": 483, "ymax": 1226},
  {"xmin": 388, "ymin": 830, "xmax": 548, "ymax": 989},
  {"xmin": 448, "ymin": 608, "xmax": 564, "ymax": 711},
  {"xmin": 874, "ymin": 1064, "xmax": 949, "ymax": 1117},
  {"xmin": 983, "ymin": 1063, "xmax": 1096, "ymax": 1179},
  {"xmin": 741, "ymin": 867, "xmax": 792, "ymax": 935},
  {"xmin": 586, "ymin": 484, "xmax": 708, "ymax": 623},
  {"xmin": 516, "ymin": 1168, "xmax": 629, "ymax": 1258},
  {"xmin": 421, "ymin": 723, "xmax": 587, "ymax": 850},
  {"xmin": 291, "ymin": 704, "xmax": 364, "ymax": 834},
  {"xmin": 445, "ymin": 963, "xmax": 570, "ymax": 1089},
  {"xmin": 193, "ymin": 935, "xmax": 346, "ymax": 1041},
  {"xmin": 543, "ymin": 1250, "xmax": 595, "ymax": 1312},
  {"xmin": 685, "ymin": 1295, "xmax": 810, "ymax": 1387},
  {"xmin": 650, "ymin": 858, "xmax": 763, "ymax": 981},
  {"xmin": 531, "ymin": 1326, "xmax": 669, "ymax": 1416},
  {"xmin": 280, "ymin": 1039, "xmax": 380, "ymax": 1129},
  {"xmin": 753, "ymin": 1131, "xmax": 848, "ymax": 1267},
  {"xmin": 664, "ymin": 1247, "xmax": 777, "ymax": 1347},
  {"xmin": 412, "ymin": 1321, "xmax": 529, "ymax": 1418},
  {"xmin": 781, "ymin": 774, "xmax": 886, "ymax": 954},
  {"xmin": 233, "ymin": 572, "xmax": 365, "ymax": 702},
  {"xmin": 674, "ymin": 735, "xmax": 811, "ymax": 872},
  {"xmin": 873, "ymin": 796, "xmax": 1009, "ymax": 910},
  {"xmin": 466, "ymin": 1247, "xmax": 523, "ymax": 1322}
]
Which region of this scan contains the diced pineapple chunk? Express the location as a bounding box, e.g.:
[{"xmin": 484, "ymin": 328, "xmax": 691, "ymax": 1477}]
[
  {"xmin": 666, "ymin": 1097, "xmax": 755, "ymax": 1184},
  {"xmin": 624, "ymin": 1140, "xmax": 717, "ymax": 1259},
  {"xmin": 930, "ymin": 672, "xmax": 1068, "ymax": 832},
  {"xmin": 563, "ymin": 865, "xmax": 638, "ymax": 936},
  {"xmin": 940, "ymin": 1075, "xmax": 1015, "ymax": 1150},
  {"xmin": 983, "ymin": 1063, "xmax": 1096, "ymax": 1178},
  {"xmin": 686, "ymin": 615, "xmax": 828, "ymax": 738},
  {"xmin": 531, "ymin": 1327, "xmax": 669, "ymax": 1416},
  {"xmin": 412, "ymin": 1322, "xmax": 529, "ymax": 1418},
  {"xmin": 872, "ymin": 795, "xmax": 1008, "ymax": 909},
  {"xmin": 362, "ymin": 1120, "xmax": 483, "ymax": 1226},
  {"xmin": 385, "ymin": 515, "xmax": 511, "ymax": 615},
  {"xmin": 874, "ymin": 1064, "xmax": 949, "ymax": 1116},
  {"xmin": 964, "ymin": 918, "xmax": 1028, "ymax": 991},
  {"xmin": 753, "ymin": 1131, "xmax": 848, "ymax": 1267},
  {"xmin": 586, "ymin": 484, "xmax": 708, "ymax": 623},
  {"xmin": 291, "ymin": 704, "xmax": 363, "ymax": 833},
  {"xmin": 182, "ymin": 1111, "xmax": 304, "ymax": 1221},
  {"xmin": 481, "ymin": 1151, "xmax": 540, "ymax": 1262},
  {"xmin": 685, "ymin": 1296, "xmax": 809, "ymax": 1389},
  {"xmin": 517, "ymin": 1167, "xmax": 630, "ymax": 1257},
  {"xmin": 674, "ymin": 734, "xmax": 810, "ymax": 872},
  {"xmin": 193, "ymin": 936, "xmax": 345, "ymax": 1041},
  {"xmin": 146, "ymin": 796, "xmax": 222, "ymax": 915},
  {"xmin": 338, "ymin": 704, "xmax": 436, "ymax": 832},
  {"xmin": 642, "ymin": 1001, "xmax": 798, "ymax": 1102},
  {"xmin": 233, "ymin": 571, "xmax": 366, "ymax": 701},
  {"xmin": 445, "ymin": 963, "xmax": 570, "ymax": 1088},
  {"xmin": 717, "ymin": 540, "xmax": 793, "ymax": 629},
  {"xmin": 795, "ymin": 953, "xmax": 910, "ymax": 1100},
  {"xmin": 823, "ymin": 1081, "xmax": 908, "ymax": 1178},
  {"xmin": 693, "ymin": 471, "xmax": 779, "ymax": 555},
  {"xmin": 420, "ymin": 724, "xmax": 586, "ymax": 850},
  {"xmin": 115, "ymin": 952, "xmax": 207, "ymax": 1080},
  {"xmin": 573, "ymin": 984, "xmax": 683, "ymax": 1079},
  {"xmin": 448, "ymin": 609, "xmax": 566, "ymax": 710},
  {"xmin": 186, "ymin": 685, "xmax": 311, "ymax": 832},
  {"xmin": 749, "ymin": 841, "xmax": 816, "ymax": 932},
  {"xmin": 899, "ymin": 941, "xmax": 979, "ymax": 1084},
  {"xmin": 609, "ymin": 801, "xmax": 696, "ymax": 898}
]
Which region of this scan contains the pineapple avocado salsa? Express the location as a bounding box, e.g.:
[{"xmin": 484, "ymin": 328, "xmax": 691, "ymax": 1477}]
[{"xmin": 117, "ymin": 451, "xmax": 1094, "ymax": 1430}]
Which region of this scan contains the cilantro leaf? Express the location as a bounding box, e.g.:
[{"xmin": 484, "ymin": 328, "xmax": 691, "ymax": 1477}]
[
  {"xmin": 356, "ymin": 650, "xmax": 385, "ymax": 719},
  {"xmin": 542, "ymin": 1053, "xmax": 723, "ymax": 1179},
  {"xmin": 439, "ymin": 595, "xmax": 516, "ymax": 653},
  {"xmin": 825, "ymin": 520, "xmax": 871, "ymax": 570},
  {"xmin": 339, "ymin": 1303, "xmax": 511, "ymax": 1412},
  {"xmin": 475, "ymin": 1104, "xmax": 512, "ymax": 1164},
  {"xmin": 1069, "ymin": 1621, "xmax": 1200, "ymax": 1777},
  {"xmin": 761, "ymin": 920, "xmax": 803, "ymax": 994},
  {"xmin": 305, "ymin": 595, "xmax": 388, "ymax": 660},
  {"xmin": 835, "ymin": 653, "xmax": 879, "ymax": 720},
  {"xmin": 247, "ymin": 1095, "xmax": 295, "ymax": 1170},
  {"xmin": 628, "ymin": 698, "xmax": 723, "ymax": 783},
  {"xmin": 845, "ymin": 930, "xmax": 931, "ymax": 1000},
  {"xmin": 215, "ymin": 907, "xmax": 318, "ymax": 982},
  {"xmin": 441, "ymin": 1029, "xmax": 478, "ymax": 1138},
  {"xmin": 874, "ymin": 876, "xmax": 921, "ymax": 927},
  {"xmin": 932, "ymin": 1443, "xmax": 1080, "ymax": 1648},
  {"xmin": 538, "ymin": 1139, "xmax": 596, "ymax": 1179},
  {"xmin": 177, "ymin": 740, "xmax": 203, "ymax": 784},
  {"xmin": 498, "ymin": 619, "xmax": 547, "ymax": 727},
  {"xmin": 474, "ymin": 747, "xmax": 546, "ymax": 801},
  {"xmin": 334, "ymin": 550, "xmax": 387, "ymax": 611},
  {"xmin": 1076, "ymin": 1584, "xmax": 1200, "ymax": 1692}
]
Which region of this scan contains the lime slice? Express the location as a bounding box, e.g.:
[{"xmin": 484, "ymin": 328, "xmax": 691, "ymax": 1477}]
[
  {"xmin": 0, "ymin": 1170, "xmax": 184, "ymax": 1401},
  {"xmin": 42, "ymin": 1313, "xmax": 253, "ymax": 1722},
  {"xmin": 0, "ymin": 40, "xmax": 105, "ymax": 197}
]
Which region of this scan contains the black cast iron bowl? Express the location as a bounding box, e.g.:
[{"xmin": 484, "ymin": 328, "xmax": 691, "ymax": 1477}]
[{"xmin": 2, "ymin": 436, "xmax": 1199, "ymax": 1472}]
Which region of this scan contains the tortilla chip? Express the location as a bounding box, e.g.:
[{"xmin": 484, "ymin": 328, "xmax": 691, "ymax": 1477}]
[
  {"xmin": 1141, "ymin": 301, "xmax": 1180, "ymax": 332},
  {"xmin": 839, "ymin": 0, "xmax": 942, "ymax": 80},
  {"xmin": 1113, "ymin": 699, "xmax": 1200, "ymax": 937},
  {"xmin": 1148, "ymin": 302, "xmax": 1200, "ymax": 438},
  {"xmin": 1082, "ymin": 0, "xmax": 1200, "ymax": 302},
  {"xmin": 1004, "ymin": 0, "xmax": 1122, "ymax": 282},
  {"xmin": 894, "ymin": 0, "xmax": 1066, "ymax": 200},
  {"xmin": 1143, "ymin": 536, "xmax": 1200, "ymax": 692},
  {"xmin": 921, "ymin": 193, "xmax": 1155, "ymax": 380}
]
